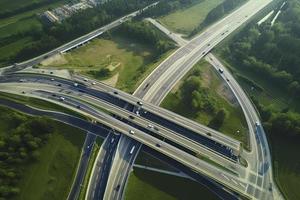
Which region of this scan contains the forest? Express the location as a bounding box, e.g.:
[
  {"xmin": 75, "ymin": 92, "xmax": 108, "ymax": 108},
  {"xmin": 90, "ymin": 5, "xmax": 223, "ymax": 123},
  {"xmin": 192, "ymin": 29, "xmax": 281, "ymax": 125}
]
[
  {"xmin": 221, "ymin": 0, "xmax": 300, "ymax": 138},
  {"xmin": 0, "ymin": 111, "xmax": 54, "ymax": 198}
]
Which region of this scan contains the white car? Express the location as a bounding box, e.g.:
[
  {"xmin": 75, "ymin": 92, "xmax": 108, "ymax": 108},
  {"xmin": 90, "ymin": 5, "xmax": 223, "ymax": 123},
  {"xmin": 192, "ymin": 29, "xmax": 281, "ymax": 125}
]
[
  {"xmin": 148, "ymin": 124, "xmax": 154, "ymax": 129},
  {"xmin": 74, "ymin": 83, "xmax": 78, "ymax": 87},
  {"xmin": 129, "ymin": 130, "xmax": 135, "ymax": 135},
  {"xmin": 92, "ymin": 82, "xmax": 96, "ymax": 85},
  {"xmin": 84, "ymin": 78, "xmax": 88, "ymax": 82}
]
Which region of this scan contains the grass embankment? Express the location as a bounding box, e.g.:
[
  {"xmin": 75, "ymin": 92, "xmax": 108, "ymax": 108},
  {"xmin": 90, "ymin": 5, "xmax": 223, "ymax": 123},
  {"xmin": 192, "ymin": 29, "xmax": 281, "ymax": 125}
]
[
  {"xmin": 0, "ymin": 106, "xmax": 85, "ymax": 200},
  {"xmin": 42, "ymin": 32, "xmax": 174, "ymax": 93},
  {"xmin": 135, "ymin": 151, "xmax": 178, "ymax": 172},
  {"xmin": 0, "ymin": 0, "xmax": 67, "ymax": 67},
  {"xmin": 125, "ymin": 168, "xmax": 218, "ymax": 200},
  {"xmin": 158, "ymin": 0, "xmax": 224, "ymax": 36},
  {"xmin": 161, "ymin": 60, "xmax": 248, "ymax": 145}
]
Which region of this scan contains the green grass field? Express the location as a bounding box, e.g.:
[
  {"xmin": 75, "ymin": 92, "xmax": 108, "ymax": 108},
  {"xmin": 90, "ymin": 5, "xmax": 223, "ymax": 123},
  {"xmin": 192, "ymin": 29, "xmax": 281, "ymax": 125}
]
[
  {"xmin": 0, "ymin": 106, "xmax": 85, "ymax": 200},
  {"xmin": 125, "ymin": 168, "xmax": 218, "ymax": 200},
  {"xmin": 161, "ymin": 60, "xmax": 248, "ymax": 145},
  {"xmin": 158, "ymin": 0, "xmax": 224, "ymax": 36},
  {"xmin": 269, "ymin": 133, "xmax": 300, "ymax": 200},
  {"xmin": 0, "ymin": 0, "xmax": 59, "ymax": 13},
  {"xmin": 0, "ymin": 0, "xmax": 67, "ymax": 67},
  {"xmin": 16, "ymin": 122, "xmax": 85, "ymax": 200},
  {"xmin": 42, "ymin": 34, "xmax": 174, "ymax": 93}
]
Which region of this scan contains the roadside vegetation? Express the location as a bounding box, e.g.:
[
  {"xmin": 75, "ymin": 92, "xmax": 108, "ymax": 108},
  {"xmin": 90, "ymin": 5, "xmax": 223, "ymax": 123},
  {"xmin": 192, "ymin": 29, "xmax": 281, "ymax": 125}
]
[
  {"xmin": 161, "ymin": 60, "xmax": 248, "ymax": 145},
  {"xmin": 42, "ymin": 21, "xmax": 175, "ymax": 93},
  {"xmin": 216, "ymin": 1, "xmax": 300, "ymax": 199},
  {"xmin": 0, "ymin": 0, "xmax": 157, "ymax": 67},
  {"xmin": 0, "ymin": 106, "xmax": 85, "ymax": 200},
  {"xmin": 125, "ymin": 168, "xmax": 218, "ymax": 200}
]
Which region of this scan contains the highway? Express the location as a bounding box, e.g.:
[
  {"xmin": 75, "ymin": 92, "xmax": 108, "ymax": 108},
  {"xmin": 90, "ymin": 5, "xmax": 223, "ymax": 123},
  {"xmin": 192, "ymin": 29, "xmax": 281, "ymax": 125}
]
[
  {"xmin": 1, "ymin": 2, "xmax": 158, "ymax": 75},
  {"xmin": 85, "ymin": 133, "xmax": 120, "ymax": 200},
  {"xmin": 135, "ymin": 0, "xmax": 273, "ymax": 105},
  {"xmin": 206, "ymin": 53, "xmax": 283, "ymax": 199},
  {"xmin": 0, "ymin": 0, "xmax": 280, "ymax": 199},
  {"xmin": 103, "ymin": 0, "xmax": 275, "ymax": 199},
  {"xmin": 0, "ymin": 82, "xmax": 256, "ymax": 199},
  {"xmin": 0, "ymin": 75, "xmax": 240, "ymax": 160},
  {"xmin": 73, "ymin": 74, "xmax": 242, "ymax": 153},
  {"xmin": 68, "ymin": 133, "xmax": 97, "ymax": 200}
]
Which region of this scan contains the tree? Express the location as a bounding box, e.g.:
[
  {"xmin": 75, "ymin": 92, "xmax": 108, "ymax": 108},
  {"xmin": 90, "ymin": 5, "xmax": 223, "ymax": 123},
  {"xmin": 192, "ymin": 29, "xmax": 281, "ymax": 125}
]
[{"xmin": 208, "ymin": 109, "xmax": 227, "ymax": 130}]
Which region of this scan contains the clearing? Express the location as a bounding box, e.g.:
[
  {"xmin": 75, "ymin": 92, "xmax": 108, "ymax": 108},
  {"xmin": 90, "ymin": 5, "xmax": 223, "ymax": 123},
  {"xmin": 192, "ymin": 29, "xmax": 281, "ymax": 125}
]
[
  {"xmin": 42, "ymin": 34, "xmax": 174, "ymax": 93},
  {"xmin": 158, "ymin": 0, "xmax": 224, "ymax": 36},
  {"xmin": 125, "ymin": 168, "xmax": 218, "ymax": 200}
]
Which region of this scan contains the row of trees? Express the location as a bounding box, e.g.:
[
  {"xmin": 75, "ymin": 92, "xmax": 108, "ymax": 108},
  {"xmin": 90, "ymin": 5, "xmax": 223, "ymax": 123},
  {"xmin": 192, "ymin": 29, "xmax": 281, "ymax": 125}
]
[
  {"xmin": 177, "ymin": 69, "xmax": 227, "ymax": 130},
  {"xmin": 221, "ymin": 0, "xmax": 300, "ymax": 140},
  {"xmin": 189, "ymin": 0, "xmax": 247, "ymax": 37},
  {"xmin": 135, "ymin": 0, "xmax": 200, "ymax": 19},
  {"xmin": 0, "ymin": 110, "xmax": 54, "ymax": 198},
  {"xmin": 0, "ymin": 0, "xmax": 62, "ymax": 19}
]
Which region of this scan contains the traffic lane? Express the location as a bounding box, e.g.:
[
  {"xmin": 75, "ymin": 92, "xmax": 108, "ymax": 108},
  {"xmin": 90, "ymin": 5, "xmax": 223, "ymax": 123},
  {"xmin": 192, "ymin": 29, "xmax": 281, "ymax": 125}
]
[
  {"xmin": 92, "ymin": 133, "xmax": 120, "ymax": 200},
  {"xmin": 111, "ymin": 139, "xmax": 141, "ymax": 200},
  {"xmin": 73, "ymin": 74, "xmax": 241, "ymax": 151},
  {"xmin": 68, "ymin": 133, "xmax": 97, "ymax": 200},
  {"xmin": 2, "ymin": 76, "xmax": 237, "ymax": 161},
  {"xmin": 34, "ymin": 87, "xmax": 237, "ymax": 163}
]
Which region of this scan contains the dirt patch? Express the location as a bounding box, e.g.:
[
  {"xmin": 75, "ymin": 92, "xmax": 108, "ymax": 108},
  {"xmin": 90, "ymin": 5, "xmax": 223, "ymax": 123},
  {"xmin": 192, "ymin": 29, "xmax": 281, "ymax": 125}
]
[
  {"xmin": 217, "ymin": 83, "xmax": 239, "ymax": 106},
  {"xmin": 107, "ymin": 62, "xmax": 121, "ymax": 71},
  {"xmin": 101, "ymin": 73, "xmax": 119, "ymax": 87},
  {"xmin": 201, "ymin": 69, "xmax": 212, "ymax": 88},
  {"xmin": 41, "ymin": 54, "xmax": 67, "ymax": 66}
]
